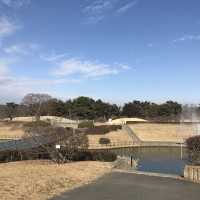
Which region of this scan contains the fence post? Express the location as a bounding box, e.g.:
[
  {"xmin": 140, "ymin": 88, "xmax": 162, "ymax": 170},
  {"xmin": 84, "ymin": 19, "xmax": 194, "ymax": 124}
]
[{"xmin": 131, "ymin": 156, "xmax": 133, "ymax": 168}]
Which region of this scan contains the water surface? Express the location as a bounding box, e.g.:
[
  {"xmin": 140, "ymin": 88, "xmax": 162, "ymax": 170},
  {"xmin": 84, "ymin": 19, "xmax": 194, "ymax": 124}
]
[{"xmin": 111, "ymin": 147, "xmax": 189, "ymax": 175}]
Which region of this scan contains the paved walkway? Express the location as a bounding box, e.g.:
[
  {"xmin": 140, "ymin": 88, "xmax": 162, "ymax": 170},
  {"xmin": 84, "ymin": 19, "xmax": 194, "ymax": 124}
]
[{"xmin": 52, "ymin": 172, "xmax": 200, "ymax": 200}]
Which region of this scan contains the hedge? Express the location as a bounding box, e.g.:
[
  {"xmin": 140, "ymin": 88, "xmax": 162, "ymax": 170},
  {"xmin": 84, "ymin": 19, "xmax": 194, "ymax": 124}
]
[
  {"xmin": 78, "ymin": 121, "xmax": 94, "ymax": 128},
  {"xmin": 99, "ymin": 138, "xmax": 111, "ymax": 145},
  {"xmin": 85, "ymin": 125, "xmax": 122, "ymax": 135}
]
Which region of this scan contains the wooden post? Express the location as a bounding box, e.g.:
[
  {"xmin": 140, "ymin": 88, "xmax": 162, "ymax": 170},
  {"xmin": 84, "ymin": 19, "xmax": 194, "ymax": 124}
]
[
  {"xmin": 131, "ymin": 156, "xmax": 133, "ymax": 168},
  {"xmin": 181, "ymin": 143, "xmax": 183, "ymax": 160}
]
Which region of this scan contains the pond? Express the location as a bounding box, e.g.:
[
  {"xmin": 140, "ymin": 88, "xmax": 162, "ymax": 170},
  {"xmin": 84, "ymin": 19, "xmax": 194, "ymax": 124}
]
[{"xmin": 111, "ymin": 147, "xmax": 189, "ymax": 176}]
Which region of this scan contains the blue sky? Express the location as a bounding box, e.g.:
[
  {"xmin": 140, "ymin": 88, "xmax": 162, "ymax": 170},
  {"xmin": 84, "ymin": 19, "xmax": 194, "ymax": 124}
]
[{"xmin": 0, "ymin": 0, "xmax": 200, "ymax": 104}]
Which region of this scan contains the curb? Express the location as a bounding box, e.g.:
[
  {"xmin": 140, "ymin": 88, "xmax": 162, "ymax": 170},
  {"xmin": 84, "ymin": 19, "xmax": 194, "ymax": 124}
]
[{"xmin": 113, "ymin": 169, "xmax": 186, "ymax": 181}]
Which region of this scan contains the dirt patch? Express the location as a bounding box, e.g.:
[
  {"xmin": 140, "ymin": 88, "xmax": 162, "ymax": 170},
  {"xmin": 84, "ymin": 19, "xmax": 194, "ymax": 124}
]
[{"xmin": 0, "ymin": 160, "xmax": 112, "ymax": 200}]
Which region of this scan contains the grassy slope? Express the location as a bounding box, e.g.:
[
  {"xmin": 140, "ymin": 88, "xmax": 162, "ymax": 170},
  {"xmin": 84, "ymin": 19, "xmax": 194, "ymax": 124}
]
[
  {"xmin": 129, "ymin": 123, "xmax": 196, "ymax": 142},
  {"xmin": 0, "ymin": 160, "xmax": 112, "ymax": 200},
  {"xmin": 88, "ymin": 129, "xmax": 133, "ymax": 147},
  {"xmin": 0, "ymin": 122, "xmax": 25, "ymax": 139}
]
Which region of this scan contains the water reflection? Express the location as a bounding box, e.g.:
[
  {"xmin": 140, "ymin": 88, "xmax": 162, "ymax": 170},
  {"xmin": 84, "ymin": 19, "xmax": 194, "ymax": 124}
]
[{"xmin": 111, "ymin": 147, "xmax": 189, "ymax": 175}]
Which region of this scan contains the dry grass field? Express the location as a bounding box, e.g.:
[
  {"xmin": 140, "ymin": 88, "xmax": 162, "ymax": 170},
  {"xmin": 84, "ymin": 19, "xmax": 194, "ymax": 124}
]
[
  {"xmin": 129, "ymin": 123, "xmax": 197, "ymax": 142},
  {"xmin": 0, "ymin": 160, "xmax": 112, "ymax": 200},
  {"xmin": 0, "ymin": 121, "xmax": 25, "ymax": 139},
  {"xmin": 88, "ymin": 129, "xmax": 133, "ymax": 148}
]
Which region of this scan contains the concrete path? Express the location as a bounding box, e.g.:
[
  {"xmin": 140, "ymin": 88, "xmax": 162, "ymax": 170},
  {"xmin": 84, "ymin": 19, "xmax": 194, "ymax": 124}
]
[{"xmin": 51, "ymin": 172, "xmax": 200, "ymax": 200}]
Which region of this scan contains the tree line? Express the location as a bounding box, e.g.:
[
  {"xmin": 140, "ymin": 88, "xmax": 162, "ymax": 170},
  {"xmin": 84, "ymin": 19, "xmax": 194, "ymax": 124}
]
[{"xmin": 0, "ymin": 93, "xmax": 199, "ymax": 122}]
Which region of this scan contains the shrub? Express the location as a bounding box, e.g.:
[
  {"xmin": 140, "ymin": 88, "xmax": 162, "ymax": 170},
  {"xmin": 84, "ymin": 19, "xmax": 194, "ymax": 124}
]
[
  {"xmin": 23, "ymin": 120, "xmax": 51, "ymax": 128},
  {"xmin": 99, "ymin": 138, "xmax": 111, "ymax": 145},
  {"xmin": 73, "ymin": 151, "xmax": 117, "ymax": 162},
  {"xmin": 85, "ymin": 125, "xmax": 122, "ymax": 135},
  {"xmin": 92, "ymin": 152, "xmax": 117, "ymax": 162},
  {"xmin": 78, "ymin": 121, "xmax": 94, "ymax": 128},
  {"xmin": 186, "ymin": 136, "xmax": 200, "ymax": 165}
]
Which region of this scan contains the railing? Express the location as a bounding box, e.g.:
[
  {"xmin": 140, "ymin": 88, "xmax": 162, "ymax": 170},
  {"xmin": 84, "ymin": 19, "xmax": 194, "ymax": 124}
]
[
  {"xmin": 88, "ymin": 141, "xmax": 186, "ymax": 149},
  {"xmin": 88, "ymin": 141, "xmax": 138, "ymax": 149},
  {"xmin": 122, "ymin": 125, "xmax": 141, "ymax": 143}
]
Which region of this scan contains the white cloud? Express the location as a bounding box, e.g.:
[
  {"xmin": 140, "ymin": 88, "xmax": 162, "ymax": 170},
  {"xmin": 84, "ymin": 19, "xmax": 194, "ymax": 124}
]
[
  {"xmin": 173, "ymin": 34, "xmax": 200, "ymax": 42},
  {"xmin": 4, "ymin": 44, "xmax": 28, "ymax": 55},
  {"xmin": 40, "ymin": 52, "xmax": 67, "ymax": 62},
  {"xmin": 82, "ymin": 0, "xmax": 117, "ymax": 24},
  {"xmin": 82, "ymin": 0, "xmax": 139, "ymax": 24},
  {"xmin": 0, "ymin": 61, "xmax": 9, "ymax": 76},
  {"xmin": 83, "ymin": 15, "xmax": 105, "ymax": 24},
  {"xmin": 83, "ymin": 0, "xmax": 113, "ymax": 14},
  {"xmin": 3, "ymin": 43, "xmax": 39, "ymax": 55},
  {"xmin": 53, "ymin": 58, "xmax": 130, "ymax": 78},
  {"xmin": 0, "ymin": 0, "xmax": 30, "ymax": 8},
  {"xmin": 118, "ymin": 64, "xmax": 131, "ymax": 70},
  {"xmin": 116, "ymin": 0, "xmax": 138, "ymax": 14},
  {"xmin": 0, "ymin": 74, "xmax": 80, "ymax": 103},
  {"xmin": 0, "ymin": 16, "xmax": 20, "ymax": 38},
  {"xmin": 0, "ymin": 56, "xmax": 81, "ymax": 103}
]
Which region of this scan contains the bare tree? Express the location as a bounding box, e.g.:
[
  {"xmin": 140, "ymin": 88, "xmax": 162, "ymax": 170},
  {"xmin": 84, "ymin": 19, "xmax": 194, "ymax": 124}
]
[
  {"xmin": 21, "ymin": 93, "xmax": 52, "ymax": 121},
  {"xmin": 23, "ymin": 125, "xmax": 88, "ymax": 163}
]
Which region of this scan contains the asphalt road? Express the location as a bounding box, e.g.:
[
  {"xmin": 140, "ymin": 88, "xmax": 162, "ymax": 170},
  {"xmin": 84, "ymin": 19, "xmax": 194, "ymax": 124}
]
[{"xmin": 52, "ymin": 172, "xmax": 200, "ymax": 200}]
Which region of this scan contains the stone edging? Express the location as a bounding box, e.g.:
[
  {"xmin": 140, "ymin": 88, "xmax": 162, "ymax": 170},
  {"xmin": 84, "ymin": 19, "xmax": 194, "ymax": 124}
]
[{"xmin": 113, "ymin": 169, "xmax": 185, "ymax": 181}]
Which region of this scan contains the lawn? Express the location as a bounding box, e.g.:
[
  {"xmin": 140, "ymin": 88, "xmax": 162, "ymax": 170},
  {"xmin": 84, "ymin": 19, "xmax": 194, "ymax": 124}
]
[
  {"xmin": 88, "ymin": 129, "xmax": 133, "ymax": 148},
  {"xmin": 0, "ymin": 121, "xmax": 25, "ymax": 139},
  {"xmin": 0, "ymin": 160, "xmax": 112, "ymax": 200},
  {"xmin": 129, "ymin": 123, "xmax": 197, "ymax": 142}
]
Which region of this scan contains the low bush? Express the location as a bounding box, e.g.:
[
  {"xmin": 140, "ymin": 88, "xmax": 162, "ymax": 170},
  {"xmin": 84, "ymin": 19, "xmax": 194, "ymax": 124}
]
[
  {"xmin": 85, "ymin": 125, "xmax": 122, "ymax": 135},
  {"xmin": 91, "ymin": 152, "xmax": 117, "ymax": 162},
  {"xmin": 99, "ymin": 138, "xmax": 111, "ymax": 145},
  {"xmin": 186, "ymin": 135, "xmax": 200, "ymax": 165},
  {"xmin": 23, "ymin": 120, "xmax": 51, "ymax": 128},
  {"xmin": 78, "ymin": 121, "xmax": 94, "ymax": 128},
  {"xmin": 73, "ymin": 151, "xmax": 117, "ymax": 162}
]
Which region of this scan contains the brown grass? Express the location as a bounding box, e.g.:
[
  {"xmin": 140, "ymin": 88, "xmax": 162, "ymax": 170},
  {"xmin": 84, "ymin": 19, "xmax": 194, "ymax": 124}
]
[
  {"xmin": 0, "ymin": 160, "xmax": 112, "ymax": 200},
  {"xmin": 129, "ymin": 123, "xmax": 197, "ymax": 142},
  {"xmin": 88, "ymin": 129, "xmax": 133, "ymax": 147},
  {"xmin": 0, "ymin": 122, "xmax": 25, "ymax": 139}
]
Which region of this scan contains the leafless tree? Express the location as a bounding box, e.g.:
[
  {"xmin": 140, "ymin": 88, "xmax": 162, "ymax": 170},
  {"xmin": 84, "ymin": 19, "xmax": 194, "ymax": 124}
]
[
  {"xmin": 24, "ymin": 125, "xmax": 88, "ymax": 163},
  {"xmin": 21, "ymin": 93, "xmax": 52, "ymax": 121}
]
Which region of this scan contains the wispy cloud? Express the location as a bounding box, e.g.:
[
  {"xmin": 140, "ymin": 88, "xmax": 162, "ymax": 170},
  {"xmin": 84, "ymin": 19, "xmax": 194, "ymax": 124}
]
[
  {"xmin": 40, "ymin": 52, "xmax": 67, "ymax": 62},
  {"xmin": 0, "ymin": 75, "xmax": 80, "ymax": 103},
  {"xmin": 0, "ymin": 16, "xmax": 20, "ymax": 38},
  {"xmin": 3, "ymin": 43, "xmax": 40, "ymax": 55},
  {"xmin": 52, "ymin": 58, "xmax": 130, "ymax": 78},
  {"xmin": 173, "ymin": 34, "xmax": 200, "ymax": 42},
  {"xmin": 0, "ymin": 59, "xmax": 10, "ymax": 77},
  {"xmin": 0, "ymin": 57, "xmax": 80, "ymax": 102},
  {"xmin": 83, "ymin": 0, "xmax": 113, "ymax": 14},
  {"xmin": 0, "ymin": 0, "xmax": 30, "ymax": 8},
  {"xmin": 116, "ymin": 0, "xmax": 138, "ymax": 14},
  {"xmin": 82, "ymin": 0, "xmax": 115, "ymax": 24},
  {"xmin": 83, "ymin": 15, "xmax": 105, "ymax": 24},
  {"xmin": 82, "ymin": 0, "xmax": 139, "ymax": 24}
]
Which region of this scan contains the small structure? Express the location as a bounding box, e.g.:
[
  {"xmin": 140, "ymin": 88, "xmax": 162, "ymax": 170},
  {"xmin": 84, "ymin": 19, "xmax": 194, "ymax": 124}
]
[
  {"xmin": 184, "ymin": 165, "xmax": 200, "ymax": 183},
  {"xmin": 108, "ymin": 118, "xmax": 147, "ymax": 125}
]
